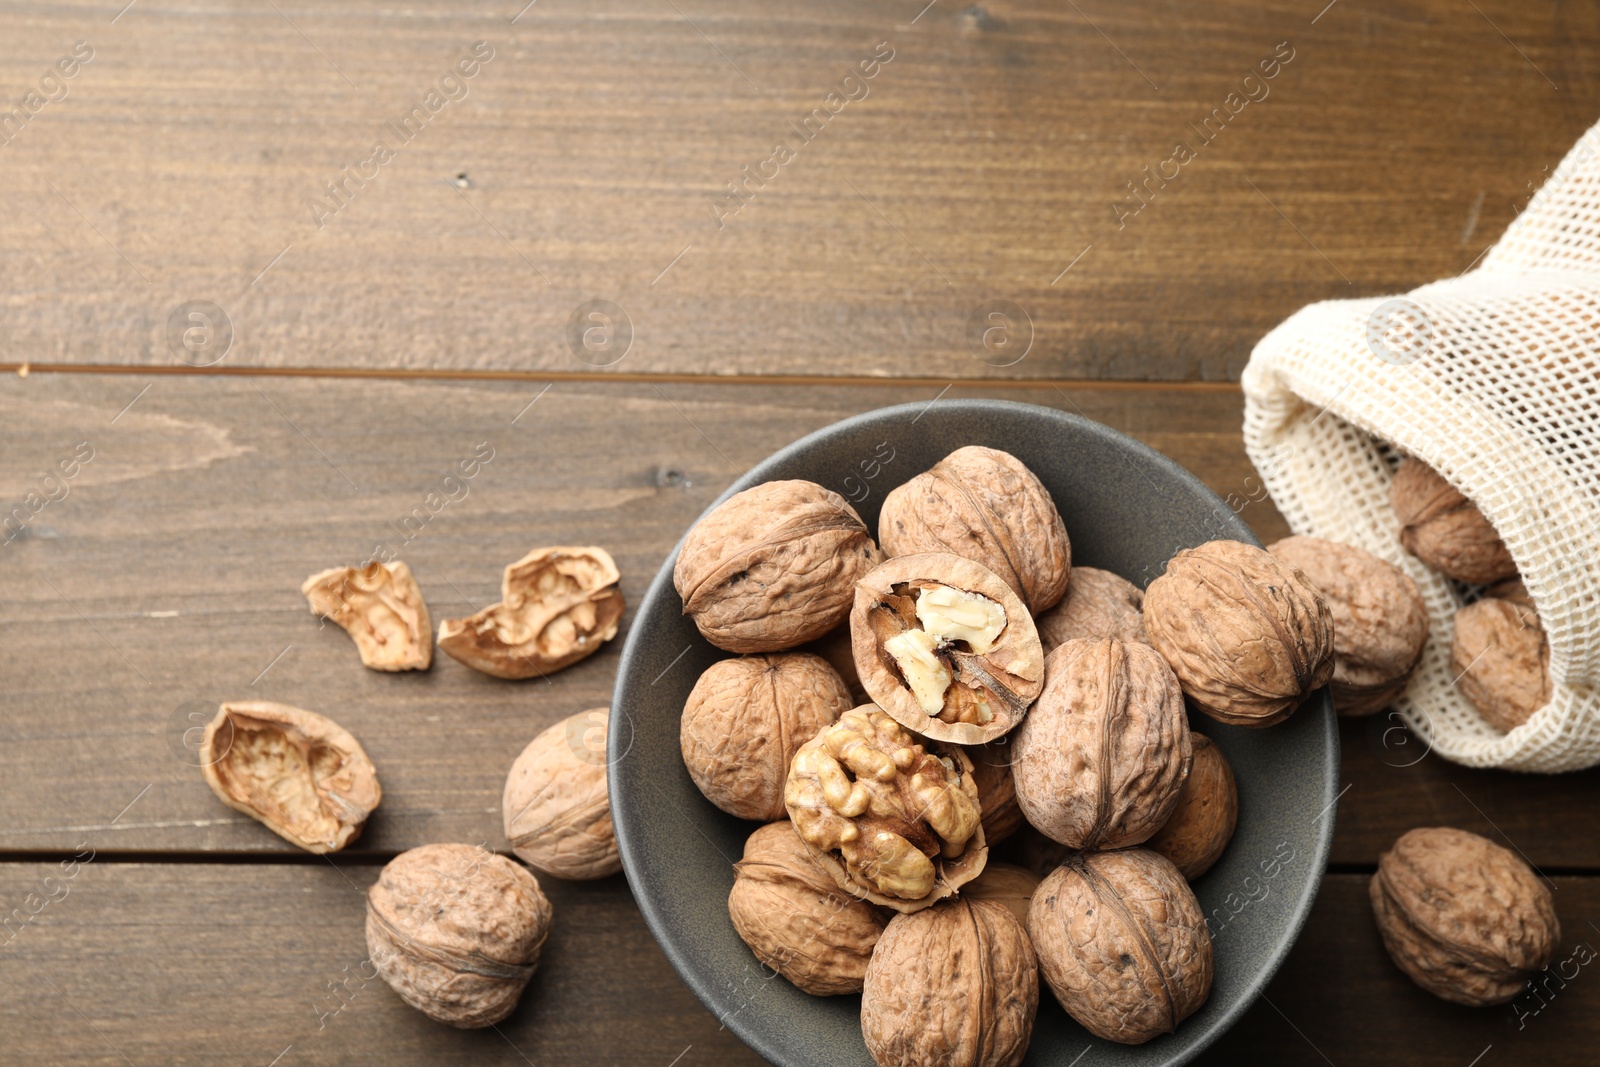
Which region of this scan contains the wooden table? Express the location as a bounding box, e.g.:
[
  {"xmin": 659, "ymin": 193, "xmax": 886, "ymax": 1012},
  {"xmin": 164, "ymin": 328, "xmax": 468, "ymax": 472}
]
[{"xmin": 3, "ymin": 1, "xmax": 1599, "ymax": 1063}]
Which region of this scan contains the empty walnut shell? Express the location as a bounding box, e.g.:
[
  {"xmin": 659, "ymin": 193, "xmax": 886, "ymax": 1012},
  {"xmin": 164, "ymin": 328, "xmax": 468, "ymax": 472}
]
[
  {"xmin": 962, "ymin": 862, "xmax": 1042, "ymax": 927},
  {"xmin": 1268, "ymin": 536, "xmax": 1429, "ymax": 716},
  {"xmin": 367, "ymin": 843, "xmax": 553, "ymax": 1028},
  {"xmin": 200, "ymin": 701, "xmax": 381, "ymax": 854},
  {"xmin": 1391, "ymin": 457, "xmax": 1518, "ymax": 585},
  {"xmin": 1143, "ymin": 539, "xmax": 1334, "ymax": 727},
  {"xmin": 674, "ymin": 480, "xmax": 881, "ymax": 653},
  {"xmin": 878, "ymin": 445, "xmax": 1070, "ymax": 613},
  {"xmin": 302, "ymin": 560, "xmax": 433, "ymax": 670},
  {"xmin": 1452, "ymin": 588, "xmax": 1551, "ymax": 734},
  {"xmin": 503, "ymin": 708, "xmax": 620, "ymax": 880},
  {"xmin": 1035, "ymin": 566, "xmax": 1147, "ymax": 653},
  {"xmin": 1011, "ymin": 638, "xmax": 1192, "ymax": 850},
  {"xmin": 681, "ymin": 652, "xmax": 852, "ymax": 822},
  {"xmin": 1028, "ymin": 848, "xmax": 1213, "ymax": 1044},
  {"xmin": 1370, "ymin": 827, "xmax": 1558, "ymax": 1006},
  {"xmin": 966, "ymin": 739, "xmax": 1025, "ymax": 847},
  {"xmin": 1146, "ymin": 732, "xmax": 1237, "ymax": 880},
  {"xmin": 727, "ymin": 822, "xmax": 889, "ymax": 995},
  {"xmin": 861, "ymin": 898, "xmax": 1038, "ymax": 1067},
  {"xmin": 438, "ymin": 546, "xmax": 623, "ymax": 679}
]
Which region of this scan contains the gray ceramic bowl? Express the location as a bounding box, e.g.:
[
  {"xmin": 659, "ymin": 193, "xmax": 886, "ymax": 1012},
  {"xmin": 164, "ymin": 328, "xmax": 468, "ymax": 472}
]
[{"xmin": 611, "ymin": 399, "xmax": 1337, "ymax": 1067}]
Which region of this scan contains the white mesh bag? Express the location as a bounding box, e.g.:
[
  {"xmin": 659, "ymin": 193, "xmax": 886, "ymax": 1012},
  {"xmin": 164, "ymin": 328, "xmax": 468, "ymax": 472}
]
[{"xmin": 1241, "ymin": 121, "xmax": 1600, "ymax": 772}]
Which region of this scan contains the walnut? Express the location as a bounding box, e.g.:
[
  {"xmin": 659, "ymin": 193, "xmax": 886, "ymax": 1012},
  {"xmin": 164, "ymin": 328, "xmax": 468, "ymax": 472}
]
[
  {"xmin": 438, "ymin": 546, "xmax": 623, "ymax": 679},
  {"xmin": 727, "ymin": 822, "xmax": 888, "ymax": 995},
  {"xmin": 1268, "ymin": 536, "xmax": 1429, "ymax": 716},
  {"xmin": 966, "ymin": 739, "xmax": 1024, "ymax": 846},
  {"xmin": 1028, "ymin": 848, "xmax": 1213, "ymax": 1044},
  {"xmin": 803, "ymin": 623, "xmax": 868, "ymax": 704},
  {"xmin": 1452, "ymin": 584, "xmax": 1551, "ymax": 733},
  {"xmin": 302, "ymin": 560, "xmax": 432, "ymax": 670},
  {"xmin": 878, "ymin": 445, "xmax": 1071, "ymax": 615},
  {"xmin": 1146, "ymin": 732, "xmax": 1237, "ymax": 879},
  {"xmin": 674, "ymin": 480, "xmax": 881, "ymax": 653},
  {"xmin": 1143, "ymin": 539, "xmax": 1334, "ymax": 727},
  {"xmin": 1391, "ymin": 457, "xmax": 1518, "ymax": 584},
  {"xmin": 962, "ymin": 862, "xmax": 1042, "ymax": 927},
  {"xmin": 784, "ymin": 705, "xmax": 986, "ymax": 913},
  {"xmin": 502, "ymin": 708, "xmax": 620, "ymax": 880},
  {"xmin": 1011, "ymin": 638, "xmax": 1191, "ymax": 850},
  {"xmin": 860, "ymin": 898, "xmax": 1038, "ymax": 1067},
  {"xmin": 1034, "ymin": 565, "xmax": 1146, "ymax": 653},
  {"xmin": 852, "ymin": 553, "xmax": 1044, "ymax": 745},
  {"xmin": 199, "ymin": 701, "xmax": 380, "ymax": 854},
  {"xmin": 681, "ymin": 653, "xmax": 853, "ymax": 821},
  {"xmin": 367, "ymin": 843, "xmax": 553, "ymax": 1027},
  {"xmin": 1370, "ymin": 827, "xmax": 1558, "ymax": 1006}
]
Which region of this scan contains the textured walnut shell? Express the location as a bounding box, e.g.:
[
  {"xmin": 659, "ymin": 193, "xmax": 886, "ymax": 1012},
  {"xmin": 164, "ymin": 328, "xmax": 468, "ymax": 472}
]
[
  {"xmin": 674, "ymin": 480, "xmax": 881, "ymax": 653},
  {"xmin": 861, "ymin": 898, "xmax": 1038, "ymax": 1067},
  {"xmin": 727, "ymin": 822, "xmax": 889, "ymax": 995},
  {"xmin": 804, "ymin": 623, "xmax": 868, "ymax": 704},
  {"xmin": 199, "ymin": 701, "xmax": 380, "ymax": 854},
  {"xmin": 1370, "ymin": 827, "xmax": 1558, "ymax": 1006},
  {"xmin": 502, "ymin": 708, "xmax": 620, "ymax": 880},
  {"xmin": 439, "ymin": 546, "xmax": 623, "ymax": 679},
  {"xmin": 1391, "ymin": 457, "xmax": 1518, "ymax": 585},
  {"xmin": 367, "ymin": 843, "xmax": 552, "ymax": 1028},
  {"xmin": 852, "ymin": 553, "xmax": 1044, "ymax": 745},
  {"xmin": 966, "ymin": 739, "xmax": 1024, "ymax": 847},
  {"xmin": 1011, "ymin": 639, "xmax": 1192, "ymax": 850},
  {"xmin": 1452, "ymin": 594, "xmax": 1551, "ymax": 734},
  {"xmin": 1035, "ymin": 566, "xmax": 1147, "ymax": 653},
  {"xmin": 1146, "ymin": 733, "xmax": 1237, "ymax": 879},
  {"xmin": 784, "ymin": 705, "xmax": 987, "ymax": 913},
  {"xmin": 1143, "ymin": 539, "xmax": 1334, "ymax": 727},
  {"xmin": 1028, "ymin": 848, "xmax": 1213, "ymax": 1044},
  {"xmin": 1268, "ymin": 536, "xmax": 1429, "ymax": 716},
  {"xmin": 878, "ymin": 446, "xmax": 1070, "ymax": 613},
  {"xmin": 302, "ymin": 560, "xmax": 432, "ymax": 670},
  {"xmin": 962, "ymin": 862, "xmax": 1042, "ymax": 927}
]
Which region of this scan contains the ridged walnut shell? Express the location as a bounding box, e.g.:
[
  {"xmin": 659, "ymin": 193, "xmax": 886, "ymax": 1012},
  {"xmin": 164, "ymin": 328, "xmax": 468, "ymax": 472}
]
[
  {"xmin": 200, "ymin": 701, "xmax": 381, "ymax": 854},
  {"xmin": 962, "ymin": 862, "xmax": 1042, "ymax": 926},
  {"xmin": 1391, "ymin": 457, "xmax": 1518, "ymax": 584},
  {"xmin": 367, "ymin": 843, "xmax": 552, "ymax": 1028},
  {"xmin": 1035, "ymin": 566, "xmax": 1147, "ymax": 653},
  {"xmin": 966, "ymin": 739, "xmax": 1025, "ymax": 847},
  {"xmin": 1268, "ymin": 536, "xmax": 1429, "ymax": 716},
  {"xmin": 878, "ymin": 445, "xmax": 1070, "ymax": 613},
  {"xmin": 1143, "ymin": 540, "xmax": 1334, "ymax": 727},
  {"xmin": 502, "ymin": 708, "xmax": 620, "ymax": 880},
  {"xmin": 1146, "ymin": 732, "xmax": 1237, "ymax": 880},
  {"xmin": 302, "ymin": 560, "xmax": 433, "ymax": 670},
  {"xmin": 1028, "ymin": 849, "xmax": 1214, "ymax": 1044},
  {"xmin": 1011, "ymin": 638, "xmax": 1192, "ymax": 850},
  {"xmin": 861, "ymin": 898, "xmax": 1039, "ymax": 1067},
  {"xmin": 727, "ymin": 822, "xmax": 889, "ymax": 995},
  {"xmin": 681, "ymin": 652, "xmax": 852, "ymax": 821},
  {"xmin": 1370, "ymin": 827, "xmax": 1558, "ymax": 1006},
  {"xmin": 674, "ymin": 480, "xmax": 881, "ymax": 653},
  {"xmin": 1452, "ymin": 586, "xmax": 1550, "ymax": 734}
]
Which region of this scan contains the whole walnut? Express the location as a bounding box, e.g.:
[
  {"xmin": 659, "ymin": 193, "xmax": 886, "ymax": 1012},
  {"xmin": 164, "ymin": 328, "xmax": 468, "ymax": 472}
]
[
  {"xmin": 681, "ymin": 653, "xmax": 852, "ymax": 821},
  {"xmin": 1011, "ymin": 638, "xmax": 1192, "ymax": 850},
  {"xmin": 962, "ymin": 862, "xmax": 1041, "ymax": 926},
  {"xmin": 1028, "ymin": 848, "xmax": 1213, "ymax": 1044},
  {"xmin": 966, "ymin": 739, "xmax": 1024, "ymax": 846},
  {"xmin": 727, "ymin": 822, "xmax": 888, "ymax": 995},
  {"xmin": 1143, "ymin": 539, "xmax": 1334, "ymax": 727},
  {"xmin": 1452, "ymin": 583, "xmax": 1550, "ymax": 733},
  {"xmin": 1034, "ymin": 566, "xmax": 1147, "ymax": 653},
  {"xmin": 1268, "ymin": 536, "xmax": 1429, "ymax": 716},
  {"xmin": 502, "ymin": 708, "xmax": 620, "ymax": 880},
  {"xmin": 1391, "ymin": 457, "xmax": 1518, "ymax": 584},
  {"xmin": 1146, "ymin": 732, "xmax": 1237, "ymax": 880},
  {"xmin": 861, "ymin": 898, "xmax": 1038, "ymax": 1067},
  {"xmin": 367, "ymin": 843, "xmax": 553, "ymax": 1028},
  {"xmin": 1370, "ymin": 827, "xmax": 1558, "ymax": 1006},
  {"xmin": 878, "ymin": 446, "xmax": 1070, "ymax": 613},
  {"xmin": 804, "ymin": 623, "xmax": 868, "ymax": 704},
  {"xmin": 674, "ymin": 480, "xmax": 881, "ymax": 653}
]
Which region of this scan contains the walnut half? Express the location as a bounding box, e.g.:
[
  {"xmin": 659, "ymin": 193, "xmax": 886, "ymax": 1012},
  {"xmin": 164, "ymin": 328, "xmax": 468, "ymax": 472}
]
[{"xmin": 302, "ymin": 560, "xmax": 432, "ymax": 671}]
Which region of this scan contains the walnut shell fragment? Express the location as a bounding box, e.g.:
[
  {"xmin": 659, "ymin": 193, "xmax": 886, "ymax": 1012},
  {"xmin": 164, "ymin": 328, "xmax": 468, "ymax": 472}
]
[
  {"xmin": 852, "ymin": 552, "xmax": 1044, "ymax": 745},
  {"xmin": 200, "ymin": 701, "xmax": 381, "ymax": 854},
  {"xmin": 503, "ymin": 708, "xmax": 620, "ymax": 880},
  {"xmin": 1391, "ymin": 457, "xmax": 1518, "ymax": 585},
  {"xmin": 302, "ymin": 560, "xmax": 433, "ymax": 671},
  {"xmin": 861, "ymin": 898, "xmax": 1038, "ymax": 1067},
  {"xmin": 367, "ymin": 843, "xmax": 553, "ymax": 1028},
  {"xmin": 962, "ymin": 862, "xmax": 1042, "ymax": 927},
  {"xmin": 1028, "ymin": 848, "xmax": 1213, "ymax": 1044},
  {"xmin": 966, "ymin": 739, "xmax": 1025, "ymax": 847},
  {"xmin": 1146, "ymin": 732, "xmax": 1238, "ymax": 880},
  {"xmin": 681, "ymin": 653, "xmax": 852, "ymax": 822},
  {"xmin": 674, "ymin": 480, "xmax": 881, "ymax": 653},
  {"xmin": 1370, "ymin": 827, "xmax": 1558, "ymax": 1006},
  {"xmin": 878, "ymin": 446, "xmax": 1071, "ymax": 613},
  {"xmin": 728, "ymin": 822, "xmax": 888, "ymax": 995},
  {"xmin": 1452, "ymin": 584, "xmax": 1551, "ymax": 734},
  {"xmin": 439, "ymin": 546, "xmax": 623, "ymax": 679},
  {"xmin": 1035, "ymin": 566, "xmax": 1147, "ymax": 653}
]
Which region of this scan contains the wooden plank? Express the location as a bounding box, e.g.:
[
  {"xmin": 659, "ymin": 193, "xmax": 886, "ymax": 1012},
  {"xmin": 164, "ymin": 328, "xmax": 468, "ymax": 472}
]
[{"xmin": 1, "ymin": 0, "xmax": 1594, "ymax": 378}]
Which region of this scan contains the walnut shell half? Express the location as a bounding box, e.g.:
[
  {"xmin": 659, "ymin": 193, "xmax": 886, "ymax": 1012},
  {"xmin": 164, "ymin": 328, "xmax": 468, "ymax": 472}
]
[
  {"xmin": 1452, "ymin": 590, "xmax": 1551, "ymax": 734},
  {"xmin": 302, "ymin": 560, "xmax": 432, "ymax": 670},
  {"xmin": 1146, "ymin": 732, "xmax": 1237, "ymax": 880},
  {"xmin": 1034, "ymin": 566, "xmax": 1147, "ymax": 653},
  {"xmin": 502, "ymin": 708, "xmax": 620, "ymax": 880},
  {"xmin": 1391, "ymin": 457, "xmax": 1518, "ymax": 585}
]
